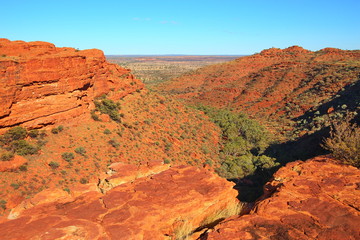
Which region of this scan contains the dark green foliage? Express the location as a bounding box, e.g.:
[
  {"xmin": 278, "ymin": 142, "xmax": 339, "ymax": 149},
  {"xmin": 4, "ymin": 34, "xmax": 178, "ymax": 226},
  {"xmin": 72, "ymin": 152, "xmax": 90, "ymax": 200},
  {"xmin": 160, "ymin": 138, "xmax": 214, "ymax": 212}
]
[
  {"xmin": 62, "ymin": 152, "xmax": 75, "ymax": 162},
  {"xmin": 2, "ymin": 126, "xmax": 27, "ymax": 142},
  {"xmin": 74, "ymin": 147, "xmax": 86, "ymax": 156},
  {"xmin": 197, "ymin": 105, "xmax": 278, "ymax": 179},
  {"xmin": 10, "ymin": 140, "xmax": 39, "ymax": 156},
  {"xmin": 19, "ymin": 165, "xmax": 28, "ymax": 172},
  {"xmin": 51, "ymin": 128, "xmax": 59, "ymax": 134},
  {"xmin": 91, "ymin": 110, "xmax": 100, "ymax": 121},
  {"xmin": 51, "ymin": 125, "xmax": 64, "ymax": 134},
  {"xmin": 48, "ymin": 161, "xmax": 60, "ymax": 169},
  {"xmin": 80, "ymin": 178, "xmax": 88, "ymax": 184},
  {"xmin": 0, "ymin": 151, "xmax": 14, "ymax": 161},
  {"xmin": 103, "ymin": 129, "xmax": 112, "ymax": 134},
  {"xmin": 0, "ymin": 199, "xmax": 7, "ymax": 210},
  {"xmin": 10, "ymin": 183, "xmax": 20, "ymax": 189},
  {"xmin": 94, "ymin": 97, "xmax": 121, "ymax": 122},
  {"xmin": 108, "ymin": 139, "xmax": 120, "ymax": 149},
  {"xmin": 0, "ymin": 126, "xmax": 41, "ymax": 157},
  {"xmin": 28, "ymin": 129, "xmax": 39, "ymax": 138}
]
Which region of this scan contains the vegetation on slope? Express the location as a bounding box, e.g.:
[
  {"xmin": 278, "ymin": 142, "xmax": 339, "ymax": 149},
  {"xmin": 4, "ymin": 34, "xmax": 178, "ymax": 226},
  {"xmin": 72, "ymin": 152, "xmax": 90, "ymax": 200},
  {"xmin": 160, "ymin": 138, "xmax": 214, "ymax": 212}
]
[
  {"xmin": 322, "ymin": 115, "xmax": 360, "ymax": 168},
  {"xmin": 196, "ymin": 105, "xmax": 279, "ymax": 179}
]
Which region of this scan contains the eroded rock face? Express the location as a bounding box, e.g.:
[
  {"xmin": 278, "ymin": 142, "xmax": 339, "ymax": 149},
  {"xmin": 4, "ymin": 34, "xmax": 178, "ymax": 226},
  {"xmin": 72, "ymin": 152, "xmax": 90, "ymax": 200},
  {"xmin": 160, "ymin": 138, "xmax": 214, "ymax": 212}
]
[
  {"xmin": 0, "ymin": 165, "xmax": 238, "ymax": 240},
  {"xmin": 0, "ymin": 38, "xmax": 143, "ymax": 131},
  {"xmin": 206, "ymin": 157, "xmax": 360, "ymax": 240}
]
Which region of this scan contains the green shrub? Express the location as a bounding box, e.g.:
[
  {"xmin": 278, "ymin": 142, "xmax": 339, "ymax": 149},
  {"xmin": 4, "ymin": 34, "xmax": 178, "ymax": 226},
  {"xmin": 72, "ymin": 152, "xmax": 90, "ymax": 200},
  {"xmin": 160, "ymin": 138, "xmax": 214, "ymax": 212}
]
[
  {"xmin": 10, "ymin": 183, "xmax": 20, "ymax": 189},
  {"xmin": 3, "ymin": 126, "xmax": 27, "ymax": 142},
  {"xmin": 0, "ymin": 151, "xmax": 14, "ymax": 161},
  {"xmin": 94, "ymin": 98, "xmax": 121, "ymax": 122},
  {"xmin": 62, "ymin": 152, "xmax": 75, "ymax": 162},
  {"xmin": 80, "ymin": 178, "xmax": 88, "ymax": 184},
  {"xmin": 48, "ymin": 161, "xmax": 60, "ymax": 169},
  {"xmin": 74, "ymin": 147, "xmax": 86, "ymax": 156},
  {"xmin": 197, "ymin": 105, "xmax": 278, "ymax": 179},
  {"xmin": 0, "ymin": 199, "xmax": 7, "ymax": 210},
  {"xmin": 108, "ymin": 139, "xmax": 120, "ymax": 148},
  {"xmin": 103, "ymin": 129, "xmax": 112, "ymax": 134},
  {"xmin": 51, "ymin": 128, "xmax": 59, "ymax": 134},
  {"xmin": 19, "ymin": 165, "xmax": 28, "ymax": 172},
  {"xmin": 28, "ymin": 129, "xmax": 39, "ymax": 138},
  {"xmin": 10, "ymin": 140, "xmax": 39, "ymax": 156},
  {"xmin": 91, "ymin": 110, "xmax": 100, "ymax": 121},
  {"xmin": 322, "ymin": 119, "xmax": 360, "ymax": 168},
  {"xmin": 51, "ymin": 125, "xmax": 64, "ymax": 134}
]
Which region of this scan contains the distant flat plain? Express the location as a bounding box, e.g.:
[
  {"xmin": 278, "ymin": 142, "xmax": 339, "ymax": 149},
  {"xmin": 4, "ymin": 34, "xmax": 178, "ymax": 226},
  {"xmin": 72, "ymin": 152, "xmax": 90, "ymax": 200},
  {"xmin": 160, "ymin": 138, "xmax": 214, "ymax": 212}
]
[{"xmin": 106, "ymin": 55, "xmax": 243, "ymax": 86}]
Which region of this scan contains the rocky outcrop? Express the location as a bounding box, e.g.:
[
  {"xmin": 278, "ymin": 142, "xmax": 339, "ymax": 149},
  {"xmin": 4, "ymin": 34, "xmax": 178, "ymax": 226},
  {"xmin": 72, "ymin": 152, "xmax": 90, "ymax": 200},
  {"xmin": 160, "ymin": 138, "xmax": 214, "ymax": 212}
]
[
  {"xmin": 0, "ymin": 165, "xmax": 238, "ymax": 240},
  {"xmin": 0, "ymin": 38, "xmax": 144, "ymax": 131},
  {"xmin": 206, "ymin": 157, "xmax": 360, "ymax": 240}
]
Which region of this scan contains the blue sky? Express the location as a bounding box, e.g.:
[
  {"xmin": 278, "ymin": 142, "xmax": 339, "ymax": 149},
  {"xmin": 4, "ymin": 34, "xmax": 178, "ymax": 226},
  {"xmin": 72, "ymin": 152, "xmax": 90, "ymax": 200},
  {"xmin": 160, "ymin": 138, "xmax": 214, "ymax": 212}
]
[{"xmin": 1, "ymin": 0, "xmax": 359, "ymax": 55}]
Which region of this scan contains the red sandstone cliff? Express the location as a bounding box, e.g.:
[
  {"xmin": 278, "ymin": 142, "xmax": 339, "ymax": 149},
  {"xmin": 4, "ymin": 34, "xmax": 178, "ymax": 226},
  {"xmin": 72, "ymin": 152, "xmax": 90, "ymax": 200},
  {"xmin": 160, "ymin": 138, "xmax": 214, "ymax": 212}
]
[{"xmin": 0, "ymin": 38, "xmax": 144, "ymax": 131}]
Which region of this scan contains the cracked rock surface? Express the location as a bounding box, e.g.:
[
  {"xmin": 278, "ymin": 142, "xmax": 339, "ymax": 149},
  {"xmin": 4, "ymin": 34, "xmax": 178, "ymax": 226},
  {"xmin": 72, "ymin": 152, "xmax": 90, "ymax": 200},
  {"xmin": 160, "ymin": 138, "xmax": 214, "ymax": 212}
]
[{"xmin": 206, "ymin": 156, "xmax": 360, "ymax": 240}]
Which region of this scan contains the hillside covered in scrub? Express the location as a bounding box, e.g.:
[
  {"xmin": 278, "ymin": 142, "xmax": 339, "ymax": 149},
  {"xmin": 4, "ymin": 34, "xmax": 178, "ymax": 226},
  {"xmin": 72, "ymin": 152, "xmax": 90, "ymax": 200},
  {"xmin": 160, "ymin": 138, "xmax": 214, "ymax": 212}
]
[
  {"xmin": 0, "ymin": 39, "xmax": 359, "ymax": 240},
  {"xmin": 157, "ymin": 46, "xmax": 360, "ymax": 138}
]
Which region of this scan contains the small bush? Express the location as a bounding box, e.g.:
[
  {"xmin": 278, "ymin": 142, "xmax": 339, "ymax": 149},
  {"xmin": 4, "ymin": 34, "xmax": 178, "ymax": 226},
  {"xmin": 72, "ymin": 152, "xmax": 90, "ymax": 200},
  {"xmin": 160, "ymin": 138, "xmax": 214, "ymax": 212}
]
[
  {"xmin": 62, "ymin": 152, "xmax": 75, "ymax": 162},
  {"xmin": 11, "ymin": 140, "xmax": 39, "ymax": 156},
  {"xmin": 74, "ymin": 147, "xmax": 86, "ymax": 156},
  {"xmin": 19, "ymin": 165, "xmax": 28, "ymax": 172},
  {"xmin": 103, "ymin": 129, "xmax": 112, "ymax": 134},
  {"xmin": 322, "ymin": 118, "xmax": 360, "ymax": 168},
  {"xmin": 28, "ymin": 129, "xmax": 39, "ymax": 138},
  {"xmin": 0, "ymin": 199, "xmax": 7, "ymax": 210},
  {"xmin": 91, "ymin": 110, "xmax": 100, "ymax": 121},
  {"xmin": 49, "ymin": 161, "xmax": 60, "ymax": 169},
  {"xmin": 3, "ymin": 126, "xmax": 27, "ymax": 142},
  {"xmin": 80, "ymin": 178, "xmax": 88, "ymax": 184},
  {"xmin": 108, "ymin": 139, "xmax": 120, "ymax": 148},
  {"xmin": 51, "ymin": 125, "xmax": 64, "ymax": 134},
  {"xmin": 10, "ymin": 183, "xmax": 20, "ymax": 190},
  {"xmin": 51, "ymin": 128, "xmax": 59, "ymax": 134},
  {"xmin": 0, "ymin": 151, "xmax": 14, "ymax": 161},
  {"xmin": 94, "ymin": 98, "xmax": 121, "ymax": 122}
]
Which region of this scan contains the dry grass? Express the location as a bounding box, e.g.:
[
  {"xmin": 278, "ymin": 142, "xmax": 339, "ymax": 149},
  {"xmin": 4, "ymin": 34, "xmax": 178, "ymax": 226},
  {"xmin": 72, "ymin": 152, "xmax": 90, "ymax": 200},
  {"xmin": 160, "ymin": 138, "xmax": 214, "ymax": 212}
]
[
  {"xmin": 173, "ymin": 218, "xmax": 193, "ymax": 240},
  {"xmin": 200, "ymin": 201, "xmax": 244, "ymax": 228},
  {"xmin": 322, "ymin": 117, "xmax": 360, "ymax": 168}
]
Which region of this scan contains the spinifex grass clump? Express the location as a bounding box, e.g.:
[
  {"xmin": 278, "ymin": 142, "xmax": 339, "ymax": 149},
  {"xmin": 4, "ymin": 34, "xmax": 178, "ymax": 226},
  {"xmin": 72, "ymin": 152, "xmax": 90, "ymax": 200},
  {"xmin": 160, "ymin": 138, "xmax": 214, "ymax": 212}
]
[{"xmin": 92, "ymin": 96, "xmax": 121, "ymax": 122}]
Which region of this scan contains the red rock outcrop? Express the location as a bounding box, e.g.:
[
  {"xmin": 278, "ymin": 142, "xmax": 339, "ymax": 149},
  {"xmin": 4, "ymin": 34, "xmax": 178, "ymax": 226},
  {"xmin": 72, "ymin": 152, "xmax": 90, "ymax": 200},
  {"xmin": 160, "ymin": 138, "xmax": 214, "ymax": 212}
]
[
  {"xmin": 0, "ymin": 165, "xmax": 238, "ymax": 240},
  {"xmin": 0, "ymin": 38, "xmax": 144, "ymax": 131},
  {"xmin": 206, "ymin": 157, "xmax": 360, "ymax": 240}
]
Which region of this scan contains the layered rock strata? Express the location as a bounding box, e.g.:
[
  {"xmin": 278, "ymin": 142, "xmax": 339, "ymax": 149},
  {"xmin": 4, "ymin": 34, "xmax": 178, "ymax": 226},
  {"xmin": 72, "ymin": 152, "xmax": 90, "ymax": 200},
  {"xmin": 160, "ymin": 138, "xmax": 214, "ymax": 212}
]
[{"xmin": 0, "ymin": 38, "xmax": 143, "ymax": 131}]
